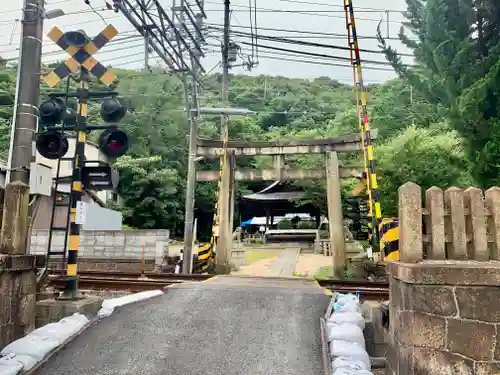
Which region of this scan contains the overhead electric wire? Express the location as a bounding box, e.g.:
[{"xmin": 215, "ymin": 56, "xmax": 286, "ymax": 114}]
[
  {"xmin": 204, "ymin": 45, "xmax": 395, "ymax": 73},
  {"xmin": 2, "ymin": 35, "xmax": 143, "ymax": 61},
  {"xmin": 205, "ymin": 23, "xmax": 413, "ymax": 40},
  {"xmin": 83, "ymin": 1, "xmax": 109, "ymax": 26},
  {"xmin": 207, "ymin": 48, "xmax": 395, "ymax": 73},
  {"xmin": 276, "ymin": 0, "xmax": 407, "ymax": 13},
  {"xmin": 234, "ymin": 41, "xmax": 412, "ymax": 68},
  {"xmin": 207, "ymin": 26, "xmax": 414, "ymax": 58},
  {"xmin": 202, "ymin": 3, "xmax": 405, "ymax": 23}
]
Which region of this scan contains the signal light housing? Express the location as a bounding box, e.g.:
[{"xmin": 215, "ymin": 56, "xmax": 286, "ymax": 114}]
[
  {"xmin": 63, "ymin": 108, "xmax": 77, "ymax": 126},
  {"xmin": 98, "ymin": 128, "xmax": 129, "ymax": 158},
  {"xmin": 36, "ymin": 131, "xmax": 69, "ymax": 160},
  {"xmin": 39, "ymin": 98, "xmax": 66, "ymax": 126},
  {"xmin": 63, "ymin": 30, "xmax": 89, "ymax": 48},
  {"xmin": 100, "ymin": 98, "xmax": 127, "ymax": 123}
]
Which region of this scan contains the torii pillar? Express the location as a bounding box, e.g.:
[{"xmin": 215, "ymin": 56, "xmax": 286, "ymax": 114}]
[{"xmin": 325, "ymin": 151, "xmax": 346, "ymax": 278}]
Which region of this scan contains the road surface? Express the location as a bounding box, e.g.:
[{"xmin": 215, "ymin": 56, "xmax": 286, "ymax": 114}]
[{"xmin": 38, "ymin": 276, "xmax": 330, "ymax": 375}]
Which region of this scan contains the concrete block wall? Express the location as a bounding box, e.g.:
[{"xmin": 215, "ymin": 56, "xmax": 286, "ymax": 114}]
[
  {"xmin": 30, "ymin": 229, "xmax": 170, "ymax": 268},
  {"xmin": 387, "ymin": 183, "xmax": 500, "ymax": 375}
]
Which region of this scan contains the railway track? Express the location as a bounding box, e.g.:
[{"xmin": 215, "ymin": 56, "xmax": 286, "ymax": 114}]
[{"xmin": 46, "ymin": 270, "xmax": 389, "ymax": 300}]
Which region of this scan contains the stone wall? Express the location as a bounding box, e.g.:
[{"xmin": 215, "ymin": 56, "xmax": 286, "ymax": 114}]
[
  {"xmin": 30, "ymin": 229, "xmax": 170, "ymax": 269},
  {"xmin": 387, "ymin": 183, "xmax": 500, "ymax": 375},
  {"xmin": 0, "ymin": 255, "xmax": 37, "ymax": 350}
]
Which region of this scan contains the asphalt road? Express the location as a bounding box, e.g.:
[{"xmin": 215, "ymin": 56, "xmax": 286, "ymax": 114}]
[{"xmin": 38, "ymin": 279, "xmax": 330, "ymax": 375}]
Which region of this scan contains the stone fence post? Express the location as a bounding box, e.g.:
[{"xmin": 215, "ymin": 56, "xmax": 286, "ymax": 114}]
[{"xmin": 388, "ymin": 182, "xmax": 500, "ymax": 375}]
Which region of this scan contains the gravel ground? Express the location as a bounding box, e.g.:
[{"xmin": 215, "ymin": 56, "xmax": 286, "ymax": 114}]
[{"xmin": 38, "ymin": 281, "xmax": 330, "ymax": 375}]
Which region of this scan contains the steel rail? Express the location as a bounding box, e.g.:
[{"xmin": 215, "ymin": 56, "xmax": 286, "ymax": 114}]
[{"xmin": 46, "ymin": 271, "xmax": 389, "ymax": 299}]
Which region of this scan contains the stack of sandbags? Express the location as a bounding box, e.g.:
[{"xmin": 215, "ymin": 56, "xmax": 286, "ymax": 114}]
[
  {"xmin": 325, "ymin": 293, "xmax": 373, "ymax": 375},
  {"xmin": 0, "ymin": 313, "xmax": 89, "ymax": 374}
]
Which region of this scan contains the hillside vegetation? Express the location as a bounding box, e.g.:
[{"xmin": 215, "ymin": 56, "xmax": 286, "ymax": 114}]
[
  {"xmin": 5, "ymin": 0, "xmax": 499, "ymax": 237},
  {"xmin": 0, "ymin": 65, "xmax": 471, "ymax": 238}
]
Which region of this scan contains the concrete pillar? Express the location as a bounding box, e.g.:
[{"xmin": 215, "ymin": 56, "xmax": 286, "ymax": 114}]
[
  {"xmin": 0, "ymin": 182, "xmax": 30, "ymax": 254},
  {"xmin": 215, "ymin": 154, "xmax": 231, "ymax": 270},
  {"xmin": 325, "ymin": 152, "xmax": 345, "ymax": 278},
  {"xmin": 273, "ymin": 155, "xmax": 284, "ymax": 180},
  {"xmin": 0, "ymin": 183, "xmax": 37, "ymax": 349},
  {"xmin": 227, "ymin": 152, "xmax": 235, "ymax": 252}
]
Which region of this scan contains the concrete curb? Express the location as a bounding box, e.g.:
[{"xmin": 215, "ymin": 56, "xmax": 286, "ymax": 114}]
[{"xmin": 320, "ymin": 318, "xmax": 333, "ymax": 375}]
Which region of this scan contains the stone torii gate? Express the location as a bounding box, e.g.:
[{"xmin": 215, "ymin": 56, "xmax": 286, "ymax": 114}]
[{"xmin": 196, "ymin": 130, "xmax": 377, "ymax": 277}]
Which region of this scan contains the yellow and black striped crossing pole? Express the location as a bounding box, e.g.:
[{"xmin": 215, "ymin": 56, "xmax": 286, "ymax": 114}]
[
  {"xmin": 42, "ymin": 26, "xmax": 120, "ymax": 299},
  {"xmin": 345, "ymin": 0, "xmax": 382, "ymax": 248},
  {"xmin": 59, "ymin": 68, "xmax": 89, "ymax": 299}
]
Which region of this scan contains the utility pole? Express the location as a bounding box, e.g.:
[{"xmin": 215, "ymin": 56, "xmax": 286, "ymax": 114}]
[
  {"xmin": 1, "ymin": 0, "xmax": 44, "ymax": 255},
  {"xmin": 7, "ymin": 0, "xmax": 44, "ymax": 185},
  {"xmin": 143, "ymin": 33, "xmax": 150, "ymax": 71},
  {"xmin": 179, "ymin": 1, "xmax": 203, "ymax": 274},
  {"xmin": 214, "ymin": 0, "xmax": 231, "ymax": 268}
]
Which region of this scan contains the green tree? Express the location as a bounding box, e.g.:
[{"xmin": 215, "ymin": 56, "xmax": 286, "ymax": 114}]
[
  {"xmin": 377, "ymin": 0, "xmax": 500, "ymax": 187},
  {"xmin": 377, "ymin": 126, "xmax": 472, "ymax": 216}
]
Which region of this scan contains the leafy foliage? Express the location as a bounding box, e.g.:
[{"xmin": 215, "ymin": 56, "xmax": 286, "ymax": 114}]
[
  {"xmin": 377, "ymin": 0, "xmax": 500, "ymax": 187},
  {"xmin": 0, "ymin": 35, "xmax": 479, "ymax": 237}
]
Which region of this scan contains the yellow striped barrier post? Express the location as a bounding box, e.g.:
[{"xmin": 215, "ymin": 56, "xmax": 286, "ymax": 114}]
[
  {"xmin": 42, "ymin": 26, "xmax": 119, "ymax": 299},
  {"xmin": 378, "ymin": 218, "xmax": 399, "ymax": 262},
  {"xmin": 345, "ymin": 0, "xmax": 383, "ymax": 249}
]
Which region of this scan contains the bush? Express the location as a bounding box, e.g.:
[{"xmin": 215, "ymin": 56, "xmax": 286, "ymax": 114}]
[
  {"xmin": 297, "ymin": 220, "xmax": 317, "ymax": 229},
  {"xmin": 277, "ymin": 219, "xmax": 293, "ymax": 229}
]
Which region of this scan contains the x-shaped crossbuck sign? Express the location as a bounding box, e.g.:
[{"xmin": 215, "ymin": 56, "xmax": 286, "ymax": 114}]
[{"xmin": 42, "ymin": 25, "xmax": 119, "ymax": 87}]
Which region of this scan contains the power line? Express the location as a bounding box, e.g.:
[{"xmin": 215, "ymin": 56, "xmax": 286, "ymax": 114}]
[
  {"xmin": 204, "ymin": 46, "xmax": 396, "ymax": 72},
  {"xmin": 205, "ymin": 23, "xmax": 414, "ymax": 41},
  {"xmin": 274, "ymin": 0, "xmax": 407, "ymax": 13},
  {"xmin": 202, "ymin": 3, "xmax": 405, "ymax": 23},
  {"xmin": 1, "ymin": 35, "xmax": 143, "ymax": 61},
  {"xmin": 208, "ymin": 26, "xmax": 414, "ymax": 58},
  {"xmin": 1, "ymin": 34, "xmax": 141, "ymax": 57},
  {"xmin": 232, "ymin": 41, "xmax": 407, "ymax": 68}
]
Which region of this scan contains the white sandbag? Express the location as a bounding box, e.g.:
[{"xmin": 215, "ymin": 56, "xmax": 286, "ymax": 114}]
[
  {"xmin": 333, "ymin": 370, "xmax": 373, "ymax": 375},
  {"xmin": 327, "ymin": 311, "xmax": 365, "ymax": 330},
  {"xmin": 0, "ymin": 354, "xmax": 23, "ymax": 375},
  {"xmin": 329, "ymin": 340, "xmax": 370, "ymax": 368},
  {"xmin": 327, "ymin": 323, "xmax": 365, "ymax": 347},
  {"xmin": 30, "ymin": 313, "xmax": 89, "ymax": 344},
  {"xmin": 60, "ymin": 313, "xmax": 89, "ymax": 327},
  {"xmin": 335, "ymin": 300, "xmax": 362, "ymax": 314},
  {"xmin": 0, "ymin": 335, "xmax": 60, "ymax": 361},
  {"xmin": 336, "ymin": 293, "xmax": 359, "ymax": 305},
  {"xmin": 98, "ymin": 290, "xmax": 164, "ymax": 317},
  {"xmin": 332, "ymin": 356, "xmax": 370, "ymax": 372},
  {"xmin": 10, "ymin": 355, "xmax": 38, "ymax": 371}
]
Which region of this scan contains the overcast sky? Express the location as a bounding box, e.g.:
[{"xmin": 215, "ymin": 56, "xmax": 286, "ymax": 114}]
[{"xmin": 0, "ymin": 0, "xmax": 412, "ymax": 84}]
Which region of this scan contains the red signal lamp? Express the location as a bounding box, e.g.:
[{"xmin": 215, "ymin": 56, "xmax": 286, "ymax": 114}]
[{"xmin": 99, "ymin": 128, "xmax": 129, "ymax": 158}]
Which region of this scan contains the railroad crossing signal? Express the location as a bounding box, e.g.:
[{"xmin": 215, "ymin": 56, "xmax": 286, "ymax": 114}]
[
  {"xmin": 82, "ymin": 165, "xmax": 119, "ymax": 190},
  {"xmin": 42, "ymin": 25, "xmax": 119, "ymax": 87}
]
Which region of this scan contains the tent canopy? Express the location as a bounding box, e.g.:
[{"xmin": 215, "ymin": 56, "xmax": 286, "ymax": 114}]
[{"xmin": 240, "ymin": 213, "xmax": 322, "ymax": 227}]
